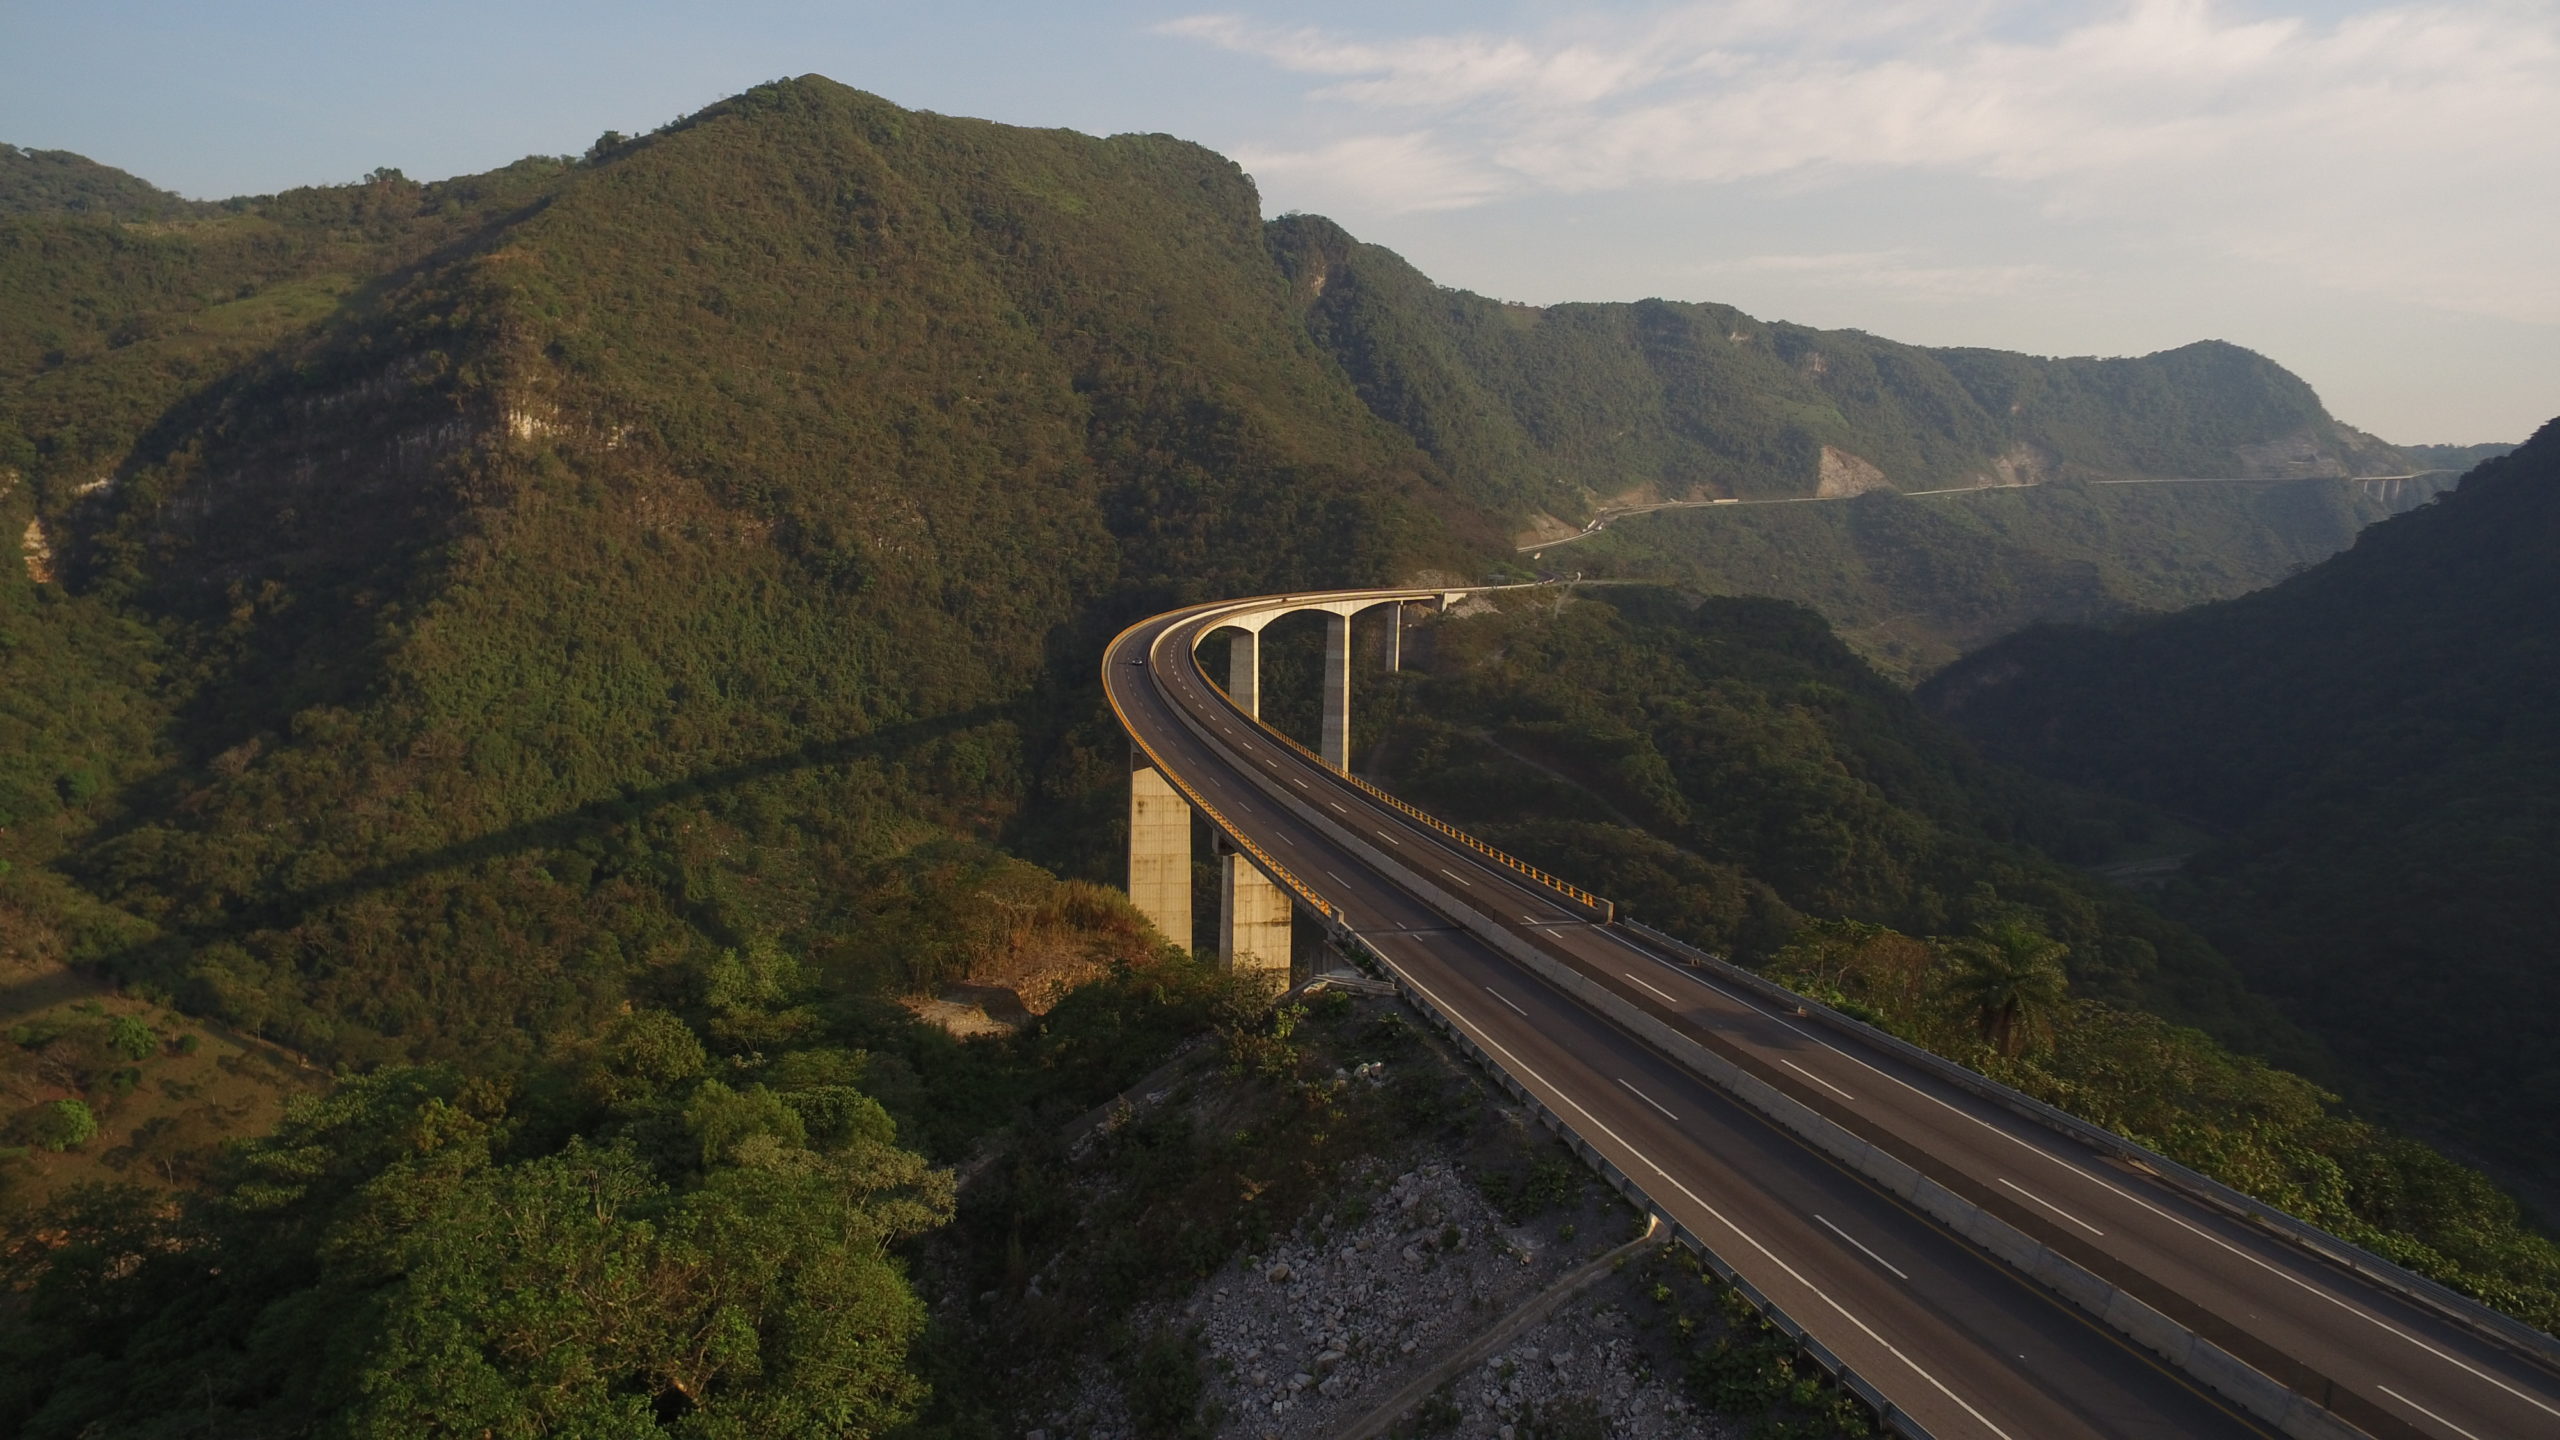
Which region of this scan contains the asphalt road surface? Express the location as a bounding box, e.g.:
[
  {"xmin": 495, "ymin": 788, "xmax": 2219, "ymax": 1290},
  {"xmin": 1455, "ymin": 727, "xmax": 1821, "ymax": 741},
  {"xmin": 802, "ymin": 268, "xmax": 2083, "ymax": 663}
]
[{"xmin": 1104, "ymin": 586, "xmax": 2560, "ymax": 1440}]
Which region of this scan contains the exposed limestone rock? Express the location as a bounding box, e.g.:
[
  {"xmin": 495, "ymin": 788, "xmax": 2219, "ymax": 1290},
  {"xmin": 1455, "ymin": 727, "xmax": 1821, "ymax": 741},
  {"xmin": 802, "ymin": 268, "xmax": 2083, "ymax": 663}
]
[
  {"xmin": 22, "ymin": 517, "xmax": 54, "ymax": 583},
  {"xmin": 1813, "ymin": 445, "xmax": 1890, "ymax": 498},
  {"xmin": 1979, "ymin": 442, "xmax": 2053, "ymax": 489}
]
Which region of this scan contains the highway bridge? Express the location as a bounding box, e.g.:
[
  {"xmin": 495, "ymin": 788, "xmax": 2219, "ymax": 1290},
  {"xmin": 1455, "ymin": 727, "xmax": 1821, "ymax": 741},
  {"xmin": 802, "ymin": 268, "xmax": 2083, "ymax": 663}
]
[{"xmin": 1102, "ymin": 584, "xmax": 2560, "ymax": 1440}]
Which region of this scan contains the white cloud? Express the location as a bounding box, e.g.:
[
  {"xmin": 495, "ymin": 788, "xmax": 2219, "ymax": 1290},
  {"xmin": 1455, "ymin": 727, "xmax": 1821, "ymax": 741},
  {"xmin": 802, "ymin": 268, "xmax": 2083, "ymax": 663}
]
[
  {"xmin": 1162, "ymin": 1, "xmax": 2560, "ymax": 323},
  {"xmin": 1689, "ymin": 250, "xmax": 2076, "ymax": 303},
  {"xmin": 1229, "ymin": 131, "xmax": 1510, "ymax": 213}
]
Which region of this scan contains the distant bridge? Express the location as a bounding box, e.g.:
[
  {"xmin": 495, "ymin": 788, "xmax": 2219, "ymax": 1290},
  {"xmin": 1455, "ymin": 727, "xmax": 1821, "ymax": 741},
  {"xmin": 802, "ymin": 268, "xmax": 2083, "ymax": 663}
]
[{"xmin": 1104, "ymin": 583, "xmax": 2560, "ymax": 1440}]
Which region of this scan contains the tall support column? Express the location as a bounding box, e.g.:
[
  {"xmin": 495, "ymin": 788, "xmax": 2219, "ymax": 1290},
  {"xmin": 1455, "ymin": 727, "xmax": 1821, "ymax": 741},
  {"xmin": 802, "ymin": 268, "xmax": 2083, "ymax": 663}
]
[
  {"xmin": 1322, "ymin": 610, "xmax": 1353, "ymax": 770},
  {"xmin": 1227, "ymin": 627, "xmax": 1260, "ymax": 716},
  {"xmin": 1127, "ymin": 751, "xmax": 1192, "ymax": 949},
  {"xmin": 1384, "ymin": 603, "xmax": 1402, "ymax": 673},
  {"xmin": 1219, "ymin": 847, "xmax": 1292, "ymax": 980}
]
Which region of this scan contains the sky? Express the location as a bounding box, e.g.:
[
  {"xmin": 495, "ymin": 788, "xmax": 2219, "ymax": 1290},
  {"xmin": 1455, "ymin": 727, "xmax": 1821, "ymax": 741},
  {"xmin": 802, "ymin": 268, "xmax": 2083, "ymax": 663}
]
[{"xmin": 3, "ymin": 1, "xmax": 2552, "ymax": 443}]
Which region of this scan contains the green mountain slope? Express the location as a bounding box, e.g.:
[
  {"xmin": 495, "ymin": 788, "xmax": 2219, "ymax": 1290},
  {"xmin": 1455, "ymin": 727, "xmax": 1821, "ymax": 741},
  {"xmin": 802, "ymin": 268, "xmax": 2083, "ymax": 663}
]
[
  {"xmin": 1270, "ymin": 214, "xmax": 2470, "ymax": 677},
  {"xmin": 0, "ymin": 144, "xmax": 211, "ymax": 221},
  {"xmin": 1922, "ymin": 423, "xmax": 2560, "ymax": 1189},
  {"xmin": 4, "ymin": 78, "xmax": 1487, "ymax": 1070},
  {"xmin": 1272, "ymin": 214, "xmax": 2421, "ymax": 526}
]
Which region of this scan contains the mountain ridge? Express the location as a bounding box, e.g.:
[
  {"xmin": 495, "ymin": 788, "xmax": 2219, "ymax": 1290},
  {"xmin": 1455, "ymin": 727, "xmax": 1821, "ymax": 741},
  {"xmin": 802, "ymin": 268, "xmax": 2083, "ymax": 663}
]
[{"xmin": 1921, "ymin": 420, "xmax": 2560, "ymax": 1191}]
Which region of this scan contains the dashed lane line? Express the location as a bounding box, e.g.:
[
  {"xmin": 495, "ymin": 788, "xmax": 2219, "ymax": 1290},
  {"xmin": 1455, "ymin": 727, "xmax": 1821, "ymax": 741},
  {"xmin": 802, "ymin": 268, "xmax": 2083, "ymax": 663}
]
[
  {"xmin": 1618, "ymin": 1077, "xmax": 1679, "ymax": 1122},
  {"xmin": 1388, "ymin": 965, "xmax": 2019, "ymax": 1440},
  {"xmin": 1818, "ymin": 1214, "xmax": 1912, "ymax": 1282},
  {"xmin": 1623, "ymin": 971, "xmax": 1683, "ymax": 1005},
  {"xmin": 1777, "ymin": 1055, "xmax": 1857, "ymax": 1103},
  {"xmin": 1998, "ymin": 1178, "xmax": 2105, "ymax": 1238},
  {"xmin": 2378, "ymin": 1385, "xmax": 2485, "ymax": 1440}
]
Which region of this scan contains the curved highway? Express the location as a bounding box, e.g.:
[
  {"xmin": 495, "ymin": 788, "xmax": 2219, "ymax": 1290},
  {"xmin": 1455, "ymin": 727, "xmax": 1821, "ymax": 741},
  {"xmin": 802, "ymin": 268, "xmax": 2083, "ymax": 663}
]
[{"xmin": 1104, "ymin": 585, "xmax": 2560, "ymax": 1440}]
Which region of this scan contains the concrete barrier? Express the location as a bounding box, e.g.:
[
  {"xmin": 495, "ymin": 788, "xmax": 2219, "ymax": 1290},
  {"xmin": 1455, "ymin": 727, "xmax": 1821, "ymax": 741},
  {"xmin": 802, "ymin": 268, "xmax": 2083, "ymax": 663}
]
[
  {"xmin": 1619, "ymin": 920, "xmax": 2560, "ymax": 1380},
  {"xmin": 1162, "ymin": 688, "xmax": 2376, "ymax": 1440}
]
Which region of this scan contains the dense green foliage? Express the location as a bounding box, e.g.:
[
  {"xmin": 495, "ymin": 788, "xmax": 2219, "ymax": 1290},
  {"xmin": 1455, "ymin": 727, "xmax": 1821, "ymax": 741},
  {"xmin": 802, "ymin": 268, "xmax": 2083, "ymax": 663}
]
[
  {"xmin": 2, "ymin": 78, "xmax": 1481, "ymax": 1079},
  {"xmin": 1767, "ymin": 922, "xmax": 2560, "ymax": 1330},
  {"xmin": 0, "ymin": 924, "xmax": 1259, "ymax": 1437},
  {"xmin": 0, "ymin": 145, "xmax": 210, "ymax": 221},
  {"xmin": 1925, "ymin": 422, "xmax": 2560, "ymax": 1193},
  {"xmin": 1364, "ymin": 588, "xmax": 2296, "ymax": 1053},
  {"xmin": 1563, "ymin": 475, "xmax": 2447, "ymax": 677}
]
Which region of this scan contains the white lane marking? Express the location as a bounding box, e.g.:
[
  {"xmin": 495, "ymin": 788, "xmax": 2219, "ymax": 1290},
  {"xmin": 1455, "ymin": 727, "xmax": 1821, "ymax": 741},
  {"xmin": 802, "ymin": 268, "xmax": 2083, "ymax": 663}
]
[
  {"xmin": 1329, "ymin": 802, "xmax": 1347, "ymax": 813},
  {"xmin": 1440, "ymin": 868, "xmax": 1473, "ymax": 887},
  {"xmin": 2378, "ymin": 1385, "xmax": 2485, "ymax": 1440},
  {"xmin": 1385, "ymin": 966, "xmax": 2016, "ymax": 1440},
  {"xmin": 1624, "ymin": 947, "xmax": 2560, "ymax": 1422},
  {"xmin": 1817, "ymin": 1214, "xmax": 1911, "ymax": 1281},
  {"xmin": 1292, "ymin": 777, "xmax": 1308, "ymax": 788},
  {"xmin": 1486, "ymin": 986, "xmax": 1529, "ymax": 1018},
  {"xmin": 1378, "ymin": 833, "xmax": 1402, "ymax": 846},
  {"xmin": 1618, "ymin": 1077, "xmax": 1679, "ymax": 1121},
  {"xmin": 1326, "ymin": 870, "xmax": 1348, "ymax": 887},
  {"xmin": 1777, "ymin": 1055, "xmax": 1857, "ymax": 1103},
  {"xmin": 1997, "ymin": 1178, "xmax": 2105, "ymax": 1238},
  {"xmin": 1624, "ymin": 972, "xmax": 1683, "ymax": 1005}
]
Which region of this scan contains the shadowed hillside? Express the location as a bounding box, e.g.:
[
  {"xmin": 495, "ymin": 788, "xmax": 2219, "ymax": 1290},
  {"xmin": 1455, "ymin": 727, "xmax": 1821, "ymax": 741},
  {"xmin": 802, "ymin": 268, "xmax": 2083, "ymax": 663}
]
[{"xmin": 1925, "ymin": 422, "xmax": 2560, "ymax": 1192}]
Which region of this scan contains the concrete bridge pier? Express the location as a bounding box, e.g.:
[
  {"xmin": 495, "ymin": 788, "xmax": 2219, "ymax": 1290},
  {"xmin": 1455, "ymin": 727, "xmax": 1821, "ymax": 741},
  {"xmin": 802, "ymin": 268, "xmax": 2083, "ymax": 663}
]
[
  {"xmin": 1217, "ymin": 841, "xmax": 1292, "ymax": 978},
  {"xmin": 1227, "ymin": 626, "xmax": 1260, "ymax": 716},
  {"xmin": 1128, "ymin": 749, "xmax": 1192, "ymax": 949},
  {"xmin": 1322, "ymin": 611, "xmax": 1353, "ymax": 769},
  {"xmin": 1385, "ymin": 603, "xmax": 1402, "ymax": 673}
]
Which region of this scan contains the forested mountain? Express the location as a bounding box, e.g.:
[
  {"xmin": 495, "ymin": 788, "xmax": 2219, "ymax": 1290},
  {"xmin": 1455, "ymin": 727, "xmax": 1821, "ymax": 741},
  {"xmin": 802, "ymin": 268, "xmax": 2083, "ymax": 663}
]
[
  {"xmin": 1271, "ymin": 213, "xmax": 2475, "ymax": 676},
  {"xmin": 1924, "ymin": 423, "xmax": 2560, "ymax": 1192},
  {"xmin": 4, "ymin": 75, "xmax": 2551, "ymax": 1433},
  {"xmin": 0, "ymin": 145, "xmax": 211, "ymax": 221},
  {"xmin": 3, "ymin": 74, "xmax": 2436, "ymax": 1076},
  {"xmin": 1274, "ymin": 214, "xmax": 2426, "ymax": 526}
]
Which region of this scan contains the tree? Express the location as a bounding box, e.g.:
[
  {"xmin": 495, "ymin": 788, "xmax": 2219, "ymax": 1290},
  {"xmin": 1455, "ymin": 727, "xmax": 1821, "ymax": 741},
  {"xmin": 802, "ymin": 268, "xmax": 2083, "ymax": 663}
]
[
  {"xmin": 25, "ymin": 1099, "xmax": 99, "ymax": 1151},
  {"xmin": 1943, "ymin": 920, "xmax": 2069, "ymax": 1057}
]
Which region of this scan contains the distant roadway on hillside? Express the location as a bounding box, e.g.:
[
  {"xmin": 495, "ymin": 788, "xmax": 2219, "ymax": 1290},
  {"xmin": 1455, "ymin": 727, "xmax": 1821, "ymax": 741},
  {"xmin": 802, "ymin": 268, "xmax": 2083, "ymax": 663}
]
[{"xmin": 1517, "ymin": 470, "xmax": 2459, "ymax": 553}]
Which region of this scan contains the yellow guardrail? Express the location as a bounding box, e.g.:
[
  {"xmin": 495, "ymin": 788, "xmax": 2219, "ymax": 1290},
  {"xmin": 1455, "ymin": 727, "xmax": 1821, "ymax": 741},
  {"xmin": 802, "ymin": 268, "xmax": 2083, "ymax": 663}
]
[{"xmin": 1215, "ymin": 675, "xmax": 1615, "ymax": 923}]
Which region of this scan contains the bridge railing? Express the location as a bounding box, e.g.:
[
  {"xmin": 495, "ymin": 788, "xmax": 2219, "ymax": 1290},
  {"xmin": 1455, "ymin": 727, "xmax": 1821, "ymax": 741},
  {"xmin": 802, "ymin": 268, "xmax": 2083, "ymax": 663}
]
[{"xmin": 1214, "ymin": 678, "xmax": 1614, "ymax": 923}]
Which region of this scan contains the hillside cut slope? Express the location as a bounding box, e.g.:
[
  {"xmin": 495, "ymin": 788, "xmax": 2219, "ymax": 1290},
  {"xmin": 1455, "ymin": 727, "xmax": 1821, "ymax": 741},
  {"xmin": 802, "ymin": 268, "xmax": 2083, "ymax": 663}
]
[{"xmin": 1924, "ymin": 421, "xmax": 2560, "ymax": 1186}]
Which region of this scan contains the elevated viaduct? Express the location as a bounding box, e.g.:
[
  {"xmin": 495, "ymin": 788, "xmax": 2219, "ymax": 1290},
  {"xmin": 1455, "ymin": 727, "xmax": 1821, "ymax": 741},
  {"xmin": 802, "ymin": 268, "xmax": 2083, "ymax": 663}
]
[{"xmin": 1104, "ymin": 583, "xmax": 2560, "ymax": 1440}]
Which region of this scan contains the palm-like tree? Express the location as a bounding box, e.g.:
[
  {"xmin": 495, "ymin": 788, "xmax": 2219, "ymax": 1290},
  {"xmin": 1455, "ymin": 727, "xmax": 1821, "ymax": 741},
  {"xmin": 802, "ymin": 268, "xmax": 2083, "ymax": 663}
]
[{"xmin": 1942, "ymin": 920, "xmax": 2070, "ymax": 1057}]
